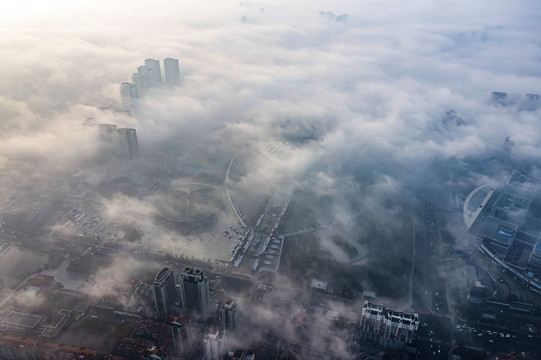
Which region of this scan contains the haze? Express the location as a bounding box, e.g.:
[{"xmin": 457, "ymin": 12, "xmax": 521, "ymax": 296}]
[{"xmin": 1, "ymin": 1, "xmax": 540, "ymax": 359}]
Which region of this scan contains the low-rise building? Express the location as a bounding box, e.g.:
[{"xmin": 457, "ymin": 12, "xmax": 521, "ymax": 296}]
[{"xmin": 116, "ymin": 337, "xmax": 168, "ymax": 360}]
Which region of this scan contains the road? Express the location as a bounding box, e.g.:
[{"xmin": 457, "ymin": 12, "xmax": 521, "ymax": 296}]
[
  {"xmin": 454, "ymin": 317, "xmax": 541, "ymax": 355},
  {"xmin": 411, "ymin": 193, "xmax": 456, "ymax": 360},
  {"xmin": 412, "ymin": 194, "xmax": 448, "ymax": 316},
  {"xmin": 225, "ymin": 152, "xmax": 248, "ymax": 228}
]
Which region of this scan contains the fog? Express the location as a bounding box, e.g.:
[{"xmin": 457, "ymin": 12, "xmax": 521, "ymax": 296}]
[
  {"xmin": 2, "ymin": 1, "xmax": 540, "ymax": 179},
  {"xmin": 1, "ymin": 0, "xmax": 540, "ymax": 357}
]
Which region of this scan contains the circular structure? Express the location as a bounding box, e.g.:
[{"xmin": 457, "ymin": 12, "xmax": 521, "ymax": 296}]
[
  {"xmin": 155, "ymin": 184, "xmax": 222, "ymax": 233},
  {"xmin": 258, "ymin": 121, "xmax": 327, "ymax": 159},
  {"xmin": 259, "ymin": 133, "xmax": 295, "ymax": 159},
  {"xmin": 277, "ymin": 119, "xmax": 328, "ymax": 144}
]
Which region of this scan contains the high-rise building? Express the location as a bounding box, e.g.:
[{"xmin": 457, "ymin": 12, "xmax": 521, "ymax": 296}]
[
  {"xmin": 165, "ymin": 315, "xmax": 190, "ymax": 355},
  {"xmin": 132, "ymin": 65, "xmax": 154, "ymax": 90},
  {"xmin": 121, "ymin": 57, "xmax": 178, "ymax": 102},
  {"xmin": 145, "ymin": 58, "xmax": 162, "ymax": 86},
  {"xmin": 118, "ymin": 128, "xmax": 140, "ymax": 159},
  {"xmin": 163, "ymin": 58, "xmax": 181, "ymax": 86},
  {"xmin": 360, "ymin": 301, "xmax": 419, "ymax": 350},
  {"xmin": 98, "ymin": 124, "xmax": 118, "ymax": 141},
  {"xmin": 97, "ymin": 124, "xmax": 141, "ymax": 160},
  {"xmin": 499, "ymin": 137, "xmax": 513, "ymax": 169},
  {"xmin": 120, "ymin": 82, "xmax": 139, "ymax": 108},
  {"xmin": 218, "ymin": 299, "xmax": 238, "ymax": 331},
  {"xmin": 203, "ymin": 328, "xmax": 225, "ymax": 360},
  {"xmin": 133, "ymin": 60, "xmax": 161, "ymax": 89},
  {"xmin": 153, "ymin": 267, "xmax": 178, "ymax": 317},
  {"xmin": 98, "ymin": 124, "xmax": 122, "ymax": 157},
  {"xmin": 379, "ymin": 309, "xmax": 419, "ymax": 349},
  {"xmin": 179, "ymin": 267, "xmax": 210, "ymax": 319},
  {"xmin": 360, "ymin": 302, "xmax": 385, "ymax": 343}
]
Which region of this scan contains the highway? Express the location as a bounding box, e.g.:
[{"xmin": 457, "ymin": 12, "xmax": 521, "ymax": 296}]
[
  {"xmin": 412, "ymin": 193, "xmax": 455, "ymax": 360},
  {"xmin": 454, "ymin": 318, "xmax": 540, "ymax": 355},
  {"xmin": 412, "ymin": 194, "xmax": 447, "ymax": 315},
  {"xmin": 225, "ymin": 152, "xmax": 247, "ymax": 228}
]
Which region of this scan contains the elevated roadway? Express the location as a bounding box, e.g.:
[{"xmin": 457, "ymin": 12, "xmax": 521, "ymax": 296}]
[{"xmin": 225, "ymin": 153, "xmax": 247, "ymax": 228}]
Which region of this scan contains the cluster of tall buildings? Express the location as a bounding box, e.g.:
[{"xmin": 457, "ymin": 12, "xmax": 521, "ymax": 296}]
[
  {"xmin": 98, "ymin": 124, "xmax": 140, "ymax": 160},
  {"xmin": 152, "ymin": 266, "xmax": 210, "ymax": 319},
  {"xmin": 360, "ymin": 301, "xmax": 419, "ymax": 350},
  {"xmin": 491, "ymin": 91, "xmax": 541, "ymax": 111},
  {"xmin": 120, "ymin": 58, "xmax": 181, "ymax": 107},
  {"xmin": 152, "ymin": 266, "xmax": 244, "ymax": 359}
]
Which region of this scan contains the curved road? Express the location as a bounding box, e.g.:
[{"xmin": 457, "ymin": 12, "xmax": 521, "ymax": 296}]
[{"xmin": 225, "ymin": 153, "xmax": 247, "ymax": 228}]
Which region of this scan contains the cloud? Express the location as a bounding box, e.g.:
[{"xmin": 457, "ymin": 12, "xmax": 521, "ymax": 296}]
[
  {"xmin": 1, "ymin": 0, "xmax": 541, "ymax": 353},
  {"xmin": 2, "ymin": 1, "xmax": 539, "ymax": 168},
  {"xmin": 1, "ymin": 0, "xmax": 538, "ymax": 256}
]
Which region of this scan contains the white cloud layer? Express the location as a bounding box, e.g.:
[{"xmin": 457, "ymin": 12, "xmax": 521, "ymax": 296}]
[
  {"xmin": 0, "ymin": 0, "xmax": 538, "ymax": 247},
  {"xmin": 0, "ymin": 1, "xmax": 540, "ymax": 352}
]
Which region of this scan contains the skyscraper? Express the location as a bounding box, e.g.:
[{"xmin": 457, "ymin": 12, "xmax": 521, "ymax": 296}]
[
  {"xmin": 132, "ymin": 65, "xmax": 153, "ymax": 90},
  {"xmin": 179, "ymin": 266, "xmax": 210, "ymax": 319},
  {"xmin": 98, "ymin": 123, "xmax": 118, "ymax": 141},
  {"xmin": 165, "ymin": 315, "xmax": 190, "ymax": 355},
  {"xmin": 118, "ymin": 128, "xmax": 140, "ymax": 159},
  {"xmin": 97, "ymin": 124, "xmax": 123, "ymax": 158},
  {"xmin": 144, "ymin": 58, "xmax": 162, "ymax": 86},
  {"xmin": 152, "ymin": 267, "xmax": 177, "ymax": 317},
  {"xmin": 218, "ymin": 299, "xmax": 238, "ymax": 331},
  {"xmin": 163, "ymin": 58, "xmax": 181, "ymax": 86},
  {"xmin": 121, "ymin": 58, "xmax": 178, "ymax": 102},
  {"xmin": 500, "ymin": 136, "xmax": 513, "ymax": 170},
  {"xmin": 120, "ymin": 82, "xmax": 139, "ymax": 108},
  {"xmin": 203, "ymin": 328, "xmax": 225, "ymax": 360}
]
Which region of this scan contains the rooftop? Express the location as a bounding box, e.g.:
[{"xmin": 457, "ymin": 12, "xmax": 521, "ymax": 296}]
[
  {"xmin": 155, "ymin": 267, "xmax": 172, "ymax": 283},
  {"xmin": 478, "ymin": 216, "xmax": 517, "ymax": 244},
  {"xmin": 310, "ymin": 279, "xmax": 328, "ymax": 291}
]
